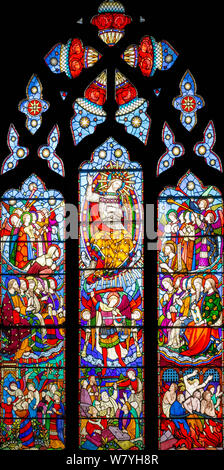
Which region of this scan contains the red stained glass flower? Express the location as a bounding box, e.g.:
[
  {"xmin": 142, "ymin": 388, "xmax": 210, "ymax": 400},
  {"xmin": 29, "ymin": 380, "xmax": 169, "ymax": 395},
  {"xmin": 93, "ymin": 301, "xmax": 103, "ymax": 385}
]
[
  {"xmin": 69, "ymin": 38, "xmax": 84, "ymax": 78},
  {"xmin": 85, "ymin": 83, "xmax": 106, "ymax": 106},
  {"xmin": 92, "ymin": 13, "xmax": 114, "ymax": 30},
  {"xmin": 116, "ymin": 83, "xmax": 137, "ymax": 105},
  {"xmin": 138, "ymin": 36, "xmax": 154, "ymax": 77}
]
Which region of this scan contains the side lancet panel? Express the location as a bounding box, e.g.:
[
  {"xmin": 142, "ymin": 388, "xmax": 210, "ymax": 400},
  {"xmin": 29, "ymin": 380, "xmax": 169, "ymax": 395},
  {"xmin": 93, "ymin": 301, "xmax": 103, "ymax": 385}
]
[
  {"xmin": 158, "ymin": 172, "xmax": 223, "ymax": 450},
  {"xmin": 0, "ymin": 175, "xmax": 66, "ymax": 450}
]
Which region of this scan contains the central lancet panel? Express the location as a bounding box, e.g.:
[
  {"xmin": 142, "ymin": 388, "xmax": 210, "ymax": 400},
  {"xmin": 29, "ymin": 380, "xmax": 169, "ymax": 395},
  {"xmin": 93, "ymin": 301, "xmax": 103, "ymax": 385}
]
[{"xmin": 78, "ymin": 138, "xmax": 144, "ymax": 451}]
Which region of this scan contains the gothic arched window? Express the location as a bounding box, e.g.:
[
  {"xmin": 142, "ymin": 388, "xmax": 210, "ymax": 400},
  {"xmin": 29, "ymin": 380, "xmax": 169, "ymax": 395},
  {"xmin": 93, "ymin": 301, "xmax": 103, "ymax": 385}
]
[{"xmin": 0, "ymin": 0, "xmax": 223, "ymax": 459}]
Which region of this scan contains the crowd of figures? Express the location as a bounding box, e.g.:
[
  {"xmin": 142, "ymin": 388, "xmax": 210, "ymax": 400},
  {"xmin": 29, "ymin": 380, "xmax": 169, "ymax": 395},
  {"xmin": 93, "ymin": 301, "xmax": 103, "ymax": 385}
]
[
  {"xmin": 159, "ymin": 273, "xmax": 222, "ymax": 360},
  {"xmin": 160, "ymin": 369, "xmax": 222, "ymax": 450},
  {"xmin": 81, "ymin": 286, "xmax": 142, "ymax": 372},
  {"xmin": 0, "ymin": 370, "xmax": 65, "ymax": 450},
  {"xmin": 1, "ymin": 200, "xmax": 63, "ymax": 274},
  {"xmin": 159, "ymin": 196, "xmax": 223, "ymax": 274},
  {"xmin": 79, "ymin": 369, "xmax": 143, "ymax": 450}
]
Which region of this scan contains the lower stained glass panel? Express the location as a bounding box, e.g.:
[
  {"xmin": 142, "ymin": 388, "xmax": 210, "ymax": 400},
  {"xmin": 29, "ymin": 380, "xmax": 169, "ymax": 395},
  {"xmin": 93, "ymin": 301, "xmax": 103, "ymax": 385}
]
[
  {"xmin": 159, "ymin": 367, "xmax": 222, "ymax": 450},
  {"xmin": 79, "ymin": 367, "xmax": 144, "ymax": 417},
  {"xmin": 0, "ymin": 366, "xmax": 65, "ymax": 450}
]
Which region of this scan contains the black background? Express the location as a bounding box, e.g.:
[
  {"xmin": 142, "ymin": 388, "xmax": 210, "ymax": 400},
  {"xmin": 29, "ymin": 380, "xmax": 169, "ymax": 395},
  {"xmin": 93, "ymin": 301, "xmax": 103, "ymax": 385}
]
[{"xmin": 0, "ymin": 0, "xmax": 223, "ymax": 466}]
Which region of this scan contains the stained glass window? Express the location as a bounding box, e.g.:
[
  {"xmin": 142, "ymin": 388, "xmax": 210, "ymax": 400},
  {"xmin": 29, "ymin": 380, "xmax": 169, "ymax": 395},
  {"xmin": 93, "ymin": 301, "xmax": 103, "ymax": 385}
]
[{"xmin": 0, "ymin": 0, "xmax": 224, "ymax": 463}]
